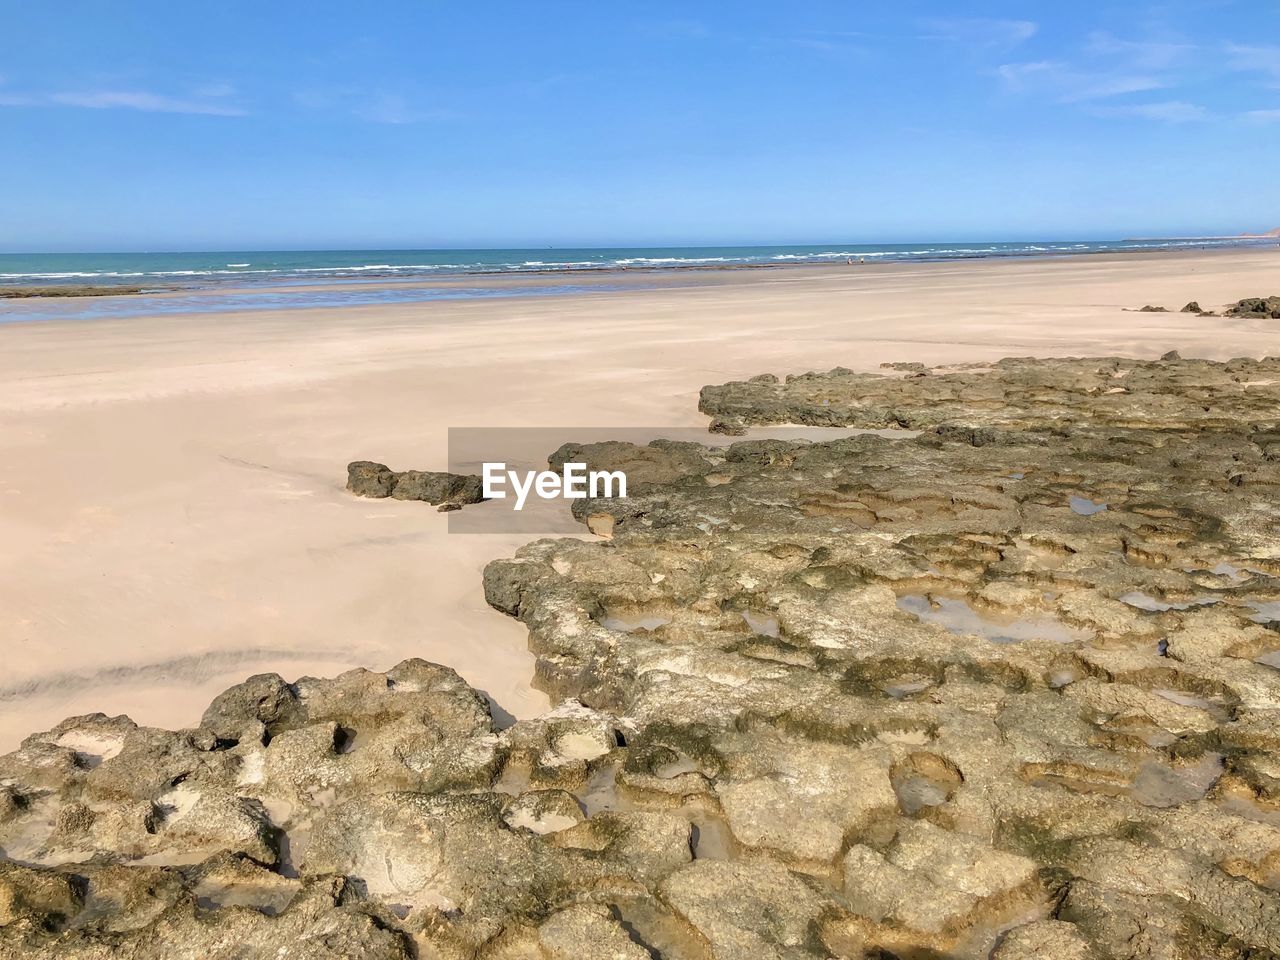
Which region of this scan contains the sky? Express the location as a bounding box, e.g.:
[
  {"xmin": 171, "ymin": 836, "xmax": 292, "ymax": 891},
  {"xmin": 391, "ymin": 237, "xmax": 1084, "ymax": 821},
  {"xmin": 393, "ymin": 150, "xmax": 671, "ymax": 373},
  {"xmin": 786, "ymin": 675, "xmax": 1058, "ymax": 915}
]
[{"xmin": 1, "ymin": 1, "xmax": 1278, "ymax": 251}]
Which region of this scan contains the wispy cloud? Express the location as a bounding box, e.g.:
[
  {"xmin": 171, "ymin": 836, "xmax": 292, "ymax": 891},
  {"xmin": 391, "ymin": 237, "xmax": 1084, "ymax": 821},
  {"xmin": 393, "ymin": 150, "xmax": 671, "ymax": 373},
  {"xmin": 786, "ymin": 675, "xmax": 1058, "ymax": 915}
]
[
  {"xmin": 1224, "ymin": 43, "xmax": 1280, "ymax": 85},
  {"xmin": 919, "ymin": 18, "xmax": 1037, "ymax": 49},
  {"xmin": 996, "ymin": 60, "xmax": 1166, "ymax": 102},
  {"xmin": 294, "ymin": 86, "xmax": 453, "ymax": 125},
  {"xmin": 1085, "ymin": 32, "xmax": 1195, "ymax": 70},
  {"xmin": 1090, "ymin": 99, "xmax": 1207, "ymax": 122},
  {"xmin": 50, "ymin": 90, "xmax": 245, "ymax": 115},
  {"xmin": 1244, "ymin": 108, "xmax": 1280, "ymax": 123},
  {"xmin": 0, "ymin": 81, "xmax": 245, "ymax": 116},
  {"xmin": 983, "ymin": 24, "xmax": 1254, "ymax": 125}
]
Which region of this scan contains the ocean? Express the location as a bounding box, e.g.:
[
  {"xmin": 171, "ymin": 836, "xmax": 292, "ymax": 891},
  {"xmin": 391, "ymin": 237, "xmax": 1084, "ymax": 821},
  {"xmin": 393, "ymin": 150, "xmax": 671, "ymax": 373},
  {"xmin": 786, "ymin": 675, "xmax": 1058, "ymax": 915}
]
[{"xmin": 0, "ymin": 238, "xmax": 1271, "ymax": 288}]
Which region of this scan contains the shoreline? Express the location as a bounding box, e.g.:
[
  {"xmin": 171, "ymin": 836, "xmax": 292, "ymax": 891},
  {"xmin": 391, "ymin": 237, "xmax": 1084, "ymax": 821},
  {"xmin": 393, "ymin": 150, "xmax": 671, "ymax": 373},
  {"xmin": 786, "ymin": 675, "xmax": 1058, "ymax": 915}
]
[
  {"xmin": 1, "ymin": 238, "xmax": 1276, "ymax": 304},
  {"xmin": 0, "ymin": 243, "xmax": 1276, "ymax": 328}
]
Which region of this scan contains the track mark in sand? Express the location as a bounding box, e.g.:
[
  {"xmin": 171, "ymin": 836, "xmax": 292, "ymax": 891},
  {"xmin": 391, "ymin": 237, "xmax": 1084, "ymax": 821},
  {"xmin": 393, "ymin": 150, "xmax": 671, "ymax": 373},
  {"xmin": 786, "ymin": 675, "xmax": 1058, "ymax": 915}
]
[{"xmin": 0, "ymin": 648, "xmax": 359, "ymax": 702}]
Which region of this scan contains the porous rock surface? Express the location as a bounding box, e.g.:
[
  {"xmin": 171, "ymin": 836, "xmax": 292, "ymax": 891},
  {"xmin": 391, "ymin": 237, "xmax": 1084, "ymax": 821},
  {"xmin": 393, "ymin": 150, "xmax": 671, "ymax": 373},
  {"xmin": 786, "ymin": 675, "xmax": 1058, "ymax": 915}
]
[
  {"xmin": 487, "ymin": 356, "xmax": 1280, "ymax": 958},
  {"xmin": 0, "ymin": 662, "xmax": 687, "ymax": 958},
  {"xmin": 347, "ymin": 460, "xmax": 485, "ymax": 509},
  {"xmin": 1227, "ymin": 297, "xmax": 1280, "ymax": 320},
  {"xmin": 2, "ymin": 355, "xmax": 1279, "ymax": 958}
]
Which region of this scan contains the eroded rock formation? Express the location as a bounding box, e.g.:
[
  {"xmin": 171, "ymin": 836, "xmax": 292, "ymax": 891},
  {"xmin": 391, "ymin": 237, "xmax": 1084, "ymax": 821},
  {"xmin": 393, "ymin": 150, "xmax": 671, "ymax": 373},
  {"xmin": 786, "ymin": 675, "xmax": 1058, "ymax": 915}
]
[
  {"xmin": 347, "ymin": 460, "xmax": 485, "ymax": 510},
  {"xmin": 488, "ymin": 356, "xmax": 1280, "ymax": 958},
  {"xmin": 2, "ymin": 356, "xmax": 1279, "ymax": 959},
  {"xmin": 1227, "ymin": 297, "xmax": 1280, "ymax": 320},
  {"xmin": 0, "ymin": 663, "xmax": 690, "ymax": 958}
]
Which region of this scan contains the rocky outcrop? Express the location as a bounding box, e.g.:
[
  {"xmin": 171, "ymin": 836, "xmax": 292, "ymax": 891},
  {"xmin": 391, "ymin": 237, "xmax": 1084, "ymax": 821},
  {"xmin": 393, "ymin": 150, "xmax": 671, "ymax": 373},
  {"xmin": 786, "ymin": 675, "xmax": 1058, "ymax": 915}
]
[
  {"xmin": 485, "ymin": 356, "xmax": 1280, "ymax": 959},
  {"xmin": 0, "ymin": 662, "xmax": 694, "ymax": 958},
  {"xmin": 4, "ymin": 356, "xmax": 1280, "ymax": 958},
  {"xmin": 697, "ymin": 353, "xmax": 1280, "ymax": 434},
  {"xmin": 1227, "ymin": 296, "xmax": 1280, "ymax": 319},
  {"xmin": 346, "ymin": 460, "xmax": 485, "ymax": 509}
]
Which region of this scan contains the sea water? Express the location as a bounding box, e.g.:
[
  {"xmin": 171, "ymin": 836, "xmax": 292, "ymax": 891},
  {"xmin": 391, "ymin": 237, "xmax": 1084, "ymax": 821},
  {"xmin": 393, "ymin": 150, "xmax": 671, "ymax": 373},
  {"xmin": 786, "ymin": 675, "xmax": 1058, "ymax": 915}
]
[{"xmin": 1, "ymin": 238, "xmax": 1271, "ymax": 289}]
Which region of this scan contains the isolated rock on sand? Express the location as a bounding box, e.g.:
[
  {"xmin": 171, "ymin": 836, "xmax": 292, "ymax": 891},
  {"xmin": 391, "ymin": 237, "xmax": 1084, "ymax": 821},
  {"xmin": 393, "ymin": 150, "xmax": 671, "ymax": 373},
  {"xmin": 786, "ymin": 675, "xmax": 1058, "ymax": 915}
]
[
  {"xmin": 345, "ymin": 459, "xmax": 397, "ymax": 496},
  {"xmin": 1226, "ymin": 295, "xmax": 1280, "ymax": 318},
  {"xmin": 1138, "ymin": 304, "xmax": 1168, "ymax": 311},
  {"xmin": 346, "ymin": 460, "xmax": 485, "ymax": 508},
  {"xmin": 1181, "ymin": 301, "xmax": 1202, "ymax": 313}
]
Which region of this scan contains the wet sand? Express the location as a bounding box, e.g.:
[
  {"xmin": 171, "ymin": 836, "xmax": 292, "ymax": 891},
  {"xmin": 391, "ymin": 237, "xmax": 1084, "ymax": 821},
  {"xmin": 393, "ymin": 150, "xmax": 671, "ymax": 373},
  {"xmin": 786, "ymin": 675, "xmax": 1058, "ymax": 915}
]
[{"xmin": 1, "ymin": 247, "xmax": 1277, "ymax": 750}]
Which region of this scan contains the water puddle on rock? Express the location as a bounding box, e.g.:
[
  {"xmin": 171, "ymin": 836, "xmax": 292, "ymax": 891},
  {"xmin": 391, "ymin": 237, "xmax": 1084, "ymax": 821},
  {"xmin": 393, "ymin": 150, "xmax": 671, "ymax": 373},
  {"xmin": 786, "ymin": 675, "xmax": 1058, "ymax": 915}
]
[
  {"xmin": 1217, "ymin": 793, "xmax": 1280, "ymax": 826},
  {"xmin": 1131, "ymin": 753, "xmax": 1223, "ymax": 808},
  {"xmin": 738, "ymin": 609, "xmax": 780, "ymax": 638},
  {"xmin": 892, "ymin": 773, "xmax": 952, "ymax": 816},
  {"xmin": 653, "ymin": 756, "xmax": 704, "ymax": 780},
  {"xmin": 1209, "ymin": 561, "xmax": 1249, "ymax": 580},
  {"xmin": 504, "ymin": 804, "xmax": 581, "ymax": 836},
  {"xmin": 600, "ymin": 609, "xmax": 673, "ymax": 633},
  {"xmin": 897, "ymin": 595, "xmax": 1093, "ymax": 644},
  {"xmin": 560, "ymin": 758, "xmax": 734, "ymax": 864},
  {"xmin": 193, "ymin": 878, "xmax": 300, "ymax": 916},
  {"xmin": 1047, "ymin": 666, "xmax": 1084, "ymax": 688},
  {"xmin": 132, "ymin": 846, "xmax": 229, "ymax": 868},
  {"xmin": 1245, "ymin": 600, "xmax": 1280, "ymax": 623},
  {"xmin": 1256, "ymin": 650, "xmax": 1280, "ymax": 670},
  {"xmin": 1120, "ymin": 591, "xmax": 1219, "ymax": 612},
  {"xmin": 689, "ymin": 813, "xmax": 735, "ymax": 860},
  {"xmin": 1069, "ymin": 496, "xmax": 1108, "ymax": 516},
  {"xmin": 1153, "ymin": 688, "xmax": 1233, "ymax": 721},
  {"xmin": 889, "ymin": 754, "xmax": 962, "ymax": 816},
  {"xmin": 580, "ymin": 761, "xmax": 630, "ymax": 817},
  {"xmin": 880, "ymin": 676, "xmax": 935, "ymax": 699}
]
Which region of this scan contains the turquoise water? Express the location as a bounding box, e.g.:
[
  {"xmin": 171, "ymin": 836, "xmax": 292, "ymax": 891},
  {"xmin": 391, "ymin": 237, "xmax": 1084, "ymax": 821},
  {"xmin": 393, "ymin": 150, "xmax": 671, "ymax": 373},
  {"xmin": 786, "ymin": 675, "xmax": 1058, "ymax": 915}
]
[
  {"xmin": 0, "ymin": 238, "xmax": 1270, "ymax": 287},
  {"xmin": 0, "ymin": 283, "xmax": 631, "ymax": 324}
]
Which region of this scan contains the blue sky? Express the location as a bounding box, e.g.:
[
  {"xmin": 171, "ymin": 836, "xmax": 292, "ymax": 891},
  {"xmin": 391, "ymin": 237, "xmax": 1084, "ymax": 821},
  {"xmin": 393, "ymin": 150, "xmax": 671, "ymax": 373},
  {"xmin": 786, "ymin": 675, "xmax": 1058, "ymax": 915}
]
[{"xmin": 1, "ymin": 2, "xmax": 1278, "ymax": 251}]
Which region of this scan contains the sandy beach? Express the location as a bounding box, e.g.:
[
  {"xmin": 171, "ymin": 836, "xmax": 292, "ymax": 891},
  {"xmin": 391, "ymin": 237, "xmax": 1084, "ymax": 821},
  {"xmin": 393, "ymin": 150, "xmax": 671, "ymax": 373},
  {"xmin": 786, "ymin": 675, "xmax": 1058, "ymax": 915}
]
[{"xmin": 1, "ymin": 247, "xmax": 1277, "ymax": 753}]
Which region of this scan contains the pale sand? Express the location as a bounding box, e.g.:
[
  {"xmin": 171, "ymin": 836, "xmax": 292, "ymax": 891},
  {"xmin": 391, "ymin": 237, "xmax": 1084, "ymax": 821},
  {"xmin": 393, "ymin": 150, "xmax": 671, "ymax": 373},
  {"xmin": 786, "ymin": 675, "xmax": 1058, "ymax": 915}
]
[{"xmin": 1, "ymin": 249, "xmax": 1277, "ymax": 751}]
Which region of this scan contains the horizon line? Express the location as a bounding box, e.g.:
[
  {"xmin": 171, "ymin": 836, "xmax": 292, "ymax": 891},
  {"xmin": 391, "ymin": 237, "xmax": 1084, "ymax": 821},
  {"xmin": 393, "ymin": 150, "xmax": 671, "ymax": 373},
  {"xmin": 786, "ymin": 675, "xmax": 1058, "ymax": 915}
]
[{"xmin": 1, "ymin": 232, "xmax": 1275, "ymax": 257}]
